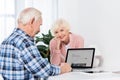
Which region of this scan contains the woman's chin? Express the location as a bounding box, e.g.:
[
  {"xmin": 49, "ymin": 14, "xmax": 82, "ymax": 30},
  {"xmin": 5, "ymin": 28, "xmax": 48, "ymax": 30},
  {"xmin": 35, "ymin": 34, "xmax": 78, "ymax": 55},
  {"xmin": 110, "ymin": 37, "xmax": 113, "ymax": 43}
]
[{"xmin": 61, "ymin": 39, "xmax": 65, "ymax": 42}]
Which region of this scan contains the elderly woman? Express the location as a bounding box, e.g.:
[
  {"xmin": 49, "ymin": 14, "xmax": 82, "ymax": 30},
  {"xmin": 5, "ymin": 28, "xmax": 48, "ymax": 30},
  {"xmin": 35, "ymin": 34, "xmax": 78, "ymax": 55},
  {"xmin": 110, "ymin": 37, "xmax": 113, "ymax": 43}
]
[{"xmin": 50, "ymin": 19, "xmax": 84, "ymax": 65}]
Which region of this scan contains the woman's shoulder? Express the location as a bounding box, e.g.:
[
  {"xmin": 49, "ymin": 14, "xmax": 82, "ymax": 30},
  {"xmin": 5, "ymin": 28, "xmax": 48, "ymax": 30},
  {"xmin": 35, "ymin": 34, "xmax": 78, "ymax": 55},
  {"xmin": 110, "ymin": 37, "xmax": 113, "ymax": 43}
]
[
  {"xmin": 69, "ymin": 32, "xmax": 84, "ymax": 47},
  {"xmin": 50, "ymin": 37, "xmax": 57, "ymax": 44},
  {"xmin": 70, "ymin": 32, "xmax": 83, "ymax": 39}
]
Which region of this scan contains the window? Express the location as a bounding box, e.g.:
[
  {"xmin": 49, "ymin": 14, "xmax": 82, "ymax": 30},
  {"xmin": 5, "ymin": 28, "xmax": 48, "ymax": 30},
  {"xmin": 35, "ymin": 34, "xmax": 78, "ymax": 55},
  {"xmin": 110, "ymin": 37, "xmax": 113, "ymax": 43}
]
[
  {"xmin": 0, "ymin": 0, "xmax": 15, "ymax": 43},
  {"xmin": 25, "ymin": 0, "xmax": 59, "ymax": 35},
  {"xmin": 0, "ymin": 0, "xmax": 58, "ymax": 43}
]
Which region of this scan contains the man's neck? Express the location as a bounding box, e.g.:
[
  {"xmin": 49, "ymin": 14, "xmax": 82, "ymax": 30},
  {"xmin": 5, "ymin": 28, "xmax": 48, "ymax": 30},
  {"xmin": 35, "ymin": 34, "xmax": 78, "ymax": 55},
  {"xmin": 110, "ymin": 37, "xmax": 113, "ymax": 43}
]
[{"xmin": 18, "ymin": 23, "xmax": 34, "ymax": 38}]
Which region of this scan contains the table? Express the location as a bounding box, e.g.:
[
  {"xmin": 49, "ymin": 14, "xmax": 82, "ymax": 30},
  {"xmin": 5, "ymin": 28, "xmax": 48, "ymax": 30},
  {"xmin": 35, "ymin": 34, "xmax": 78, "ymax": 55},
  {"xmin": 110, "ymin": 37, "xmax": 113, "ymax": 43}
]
[{"xmin": 48, "ymin": 71, "xmax": 120, "ymax": 80}]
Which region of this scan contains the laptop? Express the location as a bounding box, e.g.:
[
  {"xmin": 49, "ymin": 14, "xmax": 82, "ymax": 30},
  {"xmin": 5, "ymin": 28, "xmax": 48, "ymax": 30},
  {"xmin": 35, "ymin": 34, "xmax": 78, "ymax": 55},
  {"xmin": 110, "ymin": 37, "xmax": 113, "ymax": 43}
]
[{"xmin": 65, "ymin": 48, "xmax": 96, "ymax": 72}]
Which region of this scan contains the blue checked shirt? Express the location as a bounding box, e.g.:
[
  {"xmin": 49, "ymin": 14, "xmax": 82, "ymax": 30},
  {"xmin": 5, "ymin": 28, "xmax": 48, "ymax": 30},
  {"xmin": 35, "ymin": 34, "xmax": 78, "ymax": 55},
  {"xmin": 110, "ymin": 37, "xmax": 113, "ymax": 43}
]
[{"xmin": 0, "ymin": 28, "xmax": 60, "ymax": 80}]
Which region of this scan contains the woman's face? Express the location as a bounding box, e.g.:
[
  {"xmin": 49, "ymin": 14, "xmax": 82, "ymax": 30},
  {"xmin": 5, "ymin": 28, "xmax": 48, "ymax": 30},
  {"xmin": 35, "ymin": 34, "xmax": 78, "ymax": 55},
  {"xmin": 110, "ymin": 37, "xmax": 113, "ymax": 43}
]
[{"xmin": 54, "ymin": 26, "xmax": 69, "ymax": 43}]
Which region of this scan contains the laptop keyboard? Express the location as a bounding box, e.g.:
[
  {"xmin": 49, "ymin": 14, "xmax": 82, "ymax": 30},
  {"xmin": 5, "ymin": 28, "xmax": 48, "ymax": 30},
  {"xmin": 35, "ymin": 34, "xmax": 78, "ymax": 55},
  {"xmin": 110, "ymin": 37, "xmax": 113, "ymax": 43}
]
[{"xmin": 72, "ymin": 68, "xmax": 105, "ymax": 73}]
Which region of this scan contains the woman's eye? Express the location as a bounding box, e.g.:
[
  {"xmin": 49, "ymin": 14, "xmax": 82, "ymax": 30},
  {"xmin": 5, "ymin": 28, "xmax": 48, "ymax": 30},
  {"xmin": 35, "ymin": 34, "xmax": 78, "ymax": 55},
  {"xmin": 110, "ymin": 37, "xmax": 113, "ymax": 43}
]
[
  {"xmin": 60, "ymin": 29, "xmax": 64, "ymax": 32},
  {"xmin": 54, "ymin": 31, "xmax": 58, "ymax": 34}
]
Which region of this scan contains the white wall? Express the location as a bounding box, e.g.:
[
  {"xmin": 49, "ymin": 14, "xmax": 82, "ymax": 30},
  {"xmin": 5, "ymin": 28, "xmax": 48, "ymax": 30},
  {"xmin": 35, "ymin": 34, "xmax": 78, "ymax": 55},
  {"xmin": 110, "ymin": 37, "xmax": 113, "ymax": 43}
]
[
  {"xmin": 10, "ymin": 0, "xmax": 120, "ymax": 70},
  {"xmin": 58, "ymin": 0, "xmax": 120, "ymax": 70}
]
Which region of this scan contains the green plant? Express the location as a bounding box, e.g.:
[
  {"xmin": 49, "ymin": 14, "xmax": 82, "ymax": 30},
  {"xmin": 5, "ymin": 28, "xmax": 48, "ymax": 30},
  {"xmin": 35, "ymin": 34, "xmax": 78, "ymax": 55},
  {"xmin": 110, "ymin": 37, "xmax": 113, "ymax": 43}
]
[{"xmin": 35, "ymin": 30, "xmax": 54, "ymax": 62}]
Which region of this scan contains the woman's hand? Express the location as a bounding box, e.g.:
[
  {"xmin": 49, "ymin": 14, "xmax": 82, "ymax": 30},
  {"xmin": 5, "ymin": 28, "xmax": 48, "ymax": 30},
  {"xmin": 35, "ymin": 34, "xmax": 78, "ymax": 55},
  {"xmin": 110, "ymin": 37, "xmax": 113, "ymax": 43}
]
[{"xmin": 55, "ymin": 38, "xmax": 61, "ymax": 50}]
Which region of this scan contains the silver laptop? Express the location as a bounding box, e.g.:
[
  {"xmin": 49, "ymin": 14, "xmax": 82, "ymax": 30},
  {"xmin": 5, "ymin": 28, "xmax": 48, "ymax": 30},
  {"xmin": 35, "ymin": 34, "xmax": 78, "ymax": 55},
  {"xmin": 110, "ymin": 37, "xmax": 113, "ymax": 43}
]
[{"xmin": 65, "ymin": 48, "xmax": 96, "ymax": 73}]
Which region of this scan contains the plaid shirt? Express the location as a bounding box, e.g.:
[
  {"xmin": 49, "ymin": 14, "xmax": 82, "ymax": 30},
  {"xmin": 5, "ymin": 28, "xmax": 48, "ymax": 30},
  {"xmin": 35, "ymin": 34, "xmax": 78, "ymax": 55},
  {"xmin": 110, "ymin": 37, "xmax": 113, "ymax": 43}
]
[{"xmin": 0, "ymin": 28, "xmax": 60, "ymax": 80}]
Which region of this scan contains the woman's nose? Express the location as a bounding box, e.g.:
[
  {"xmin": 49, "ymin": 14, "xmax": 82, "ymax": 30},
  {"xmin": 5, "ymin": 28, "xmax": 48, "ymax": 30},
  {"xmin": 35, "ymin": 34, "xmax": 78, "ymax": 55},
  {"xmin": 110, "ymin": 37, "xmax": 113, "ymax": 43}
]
[{"xmin": 58, "ymin": 32, "xmax": 62, "ymax": 37}]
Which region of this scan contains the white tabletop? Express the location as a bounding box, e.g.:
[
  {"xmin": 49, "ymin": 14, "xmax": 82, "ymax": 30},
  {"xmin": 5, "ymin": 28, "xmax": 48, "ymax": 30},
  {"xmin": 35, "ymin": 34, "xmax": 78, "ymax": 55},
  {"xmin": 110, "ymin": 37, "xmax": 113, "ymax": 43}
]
[{"xmin": 48, "ymin": 71, "xmax": 120, "ymax": 80}]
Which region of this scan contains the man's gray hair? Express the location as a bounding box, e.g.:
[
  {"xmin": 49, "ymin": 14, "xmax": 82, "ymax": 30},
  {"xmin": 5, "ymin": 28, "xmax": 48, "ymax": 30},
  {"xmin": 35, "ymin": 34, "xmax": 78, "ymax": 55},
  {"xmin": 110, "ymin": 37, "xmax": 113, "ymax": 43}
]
[{"xmin": 17, "ymin": 7, "xmax": 42, "ymax": 25}]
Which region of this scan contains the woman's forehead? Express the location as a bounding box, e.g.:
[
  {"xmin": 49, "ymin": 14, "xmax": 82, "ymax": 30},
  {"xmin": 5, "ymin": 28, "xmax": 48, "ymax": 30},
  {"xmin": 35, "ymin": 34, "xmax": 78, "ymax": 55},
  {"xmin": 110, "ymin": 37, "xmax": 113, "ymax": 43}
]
[
  {"xmin": 58, "ymin": 26, "xmax": 67, "ymax": 29},
  {"xmin": 54, "ymin": 26, "xmax": 66, "ymax": 31}
]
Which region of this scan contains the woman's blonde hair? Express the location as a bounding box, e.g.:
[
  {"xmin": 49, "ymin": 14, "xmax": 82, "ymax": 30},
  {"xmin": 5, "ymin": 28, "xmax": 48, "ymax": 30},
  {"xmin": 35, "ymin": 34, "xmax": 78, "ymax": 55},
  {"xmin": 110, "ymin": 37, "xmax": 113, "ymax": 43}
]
[
  {"xmin": 17, "ymin": 7, "xmax": 42, "ymax": 25},
  {"xmin": 51, "ymin": 19, "xmax": 71, "ymax": 36}
]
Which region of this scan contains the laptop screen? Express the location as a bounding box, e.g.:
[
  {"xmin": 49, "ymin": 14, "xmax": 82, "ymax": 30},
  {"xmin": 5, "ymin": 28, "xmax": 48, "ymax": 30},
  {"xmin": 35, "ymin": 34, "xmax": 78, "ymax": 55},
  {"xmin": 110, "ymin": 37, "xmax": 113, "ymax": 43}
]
[{"xmin": 65, "ymin": 48, "xmax": 95, "ymax": 68}]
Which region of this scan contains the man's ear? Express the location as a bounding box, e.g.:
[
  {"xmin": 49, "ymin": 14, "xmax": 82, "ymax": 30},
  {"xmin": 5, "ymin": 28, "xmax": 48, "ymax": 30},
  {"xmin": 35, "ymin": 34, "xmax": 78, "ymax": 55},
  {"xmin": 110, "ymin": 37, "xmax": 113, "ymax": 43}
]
[{"xmin": 30, "ymin": 17, "xmax": 35, "ymax": 25}]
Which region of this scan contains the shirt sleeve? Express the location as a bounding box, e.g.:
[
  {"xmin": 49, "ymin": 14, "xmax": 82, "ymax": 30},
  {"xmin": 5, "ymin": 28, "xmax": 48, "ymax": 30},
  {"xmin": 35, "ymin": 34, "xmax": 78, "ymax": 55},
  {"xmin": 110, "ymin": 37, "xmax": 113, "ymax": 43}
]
[{"xmin": 18, "ymin": 45, "xmax": 60, "ymax": 78}]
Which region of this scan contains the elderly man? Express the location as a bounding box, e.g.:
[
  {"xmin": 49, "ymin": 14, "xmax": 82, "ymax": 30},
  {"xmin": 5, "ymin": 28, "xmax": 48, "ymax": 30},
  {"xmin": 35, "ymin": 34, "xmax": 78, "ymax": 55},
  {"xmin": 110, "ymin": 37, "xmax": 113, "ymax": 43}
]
[{"xmin": 0, "ymin": 7, "xmax": 71, "ymax": 80}]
